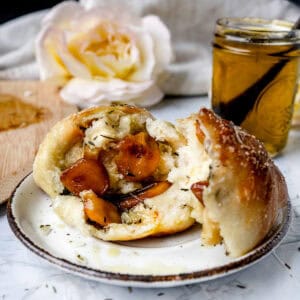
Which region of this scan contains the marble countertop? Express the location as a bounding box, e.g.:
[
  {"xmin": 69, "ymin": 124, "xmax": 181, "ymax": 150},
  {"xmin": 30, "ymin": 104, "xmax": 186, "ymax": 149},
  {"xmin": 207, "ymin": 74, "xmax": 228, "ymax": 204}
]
[{"xmin": 1, "ymin": 96, "xmax": 300, "ymax": 300}]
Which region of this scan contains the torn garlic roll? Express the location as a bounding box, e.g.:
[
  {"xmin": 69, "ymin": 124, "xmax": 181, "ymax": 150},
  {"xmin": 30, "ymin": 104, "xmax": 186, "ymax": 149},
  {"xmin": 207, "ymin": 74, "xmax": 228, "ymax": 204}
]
[{"xmin": 33, "ymin": 105, "xmax": 287, "ymax": 257}]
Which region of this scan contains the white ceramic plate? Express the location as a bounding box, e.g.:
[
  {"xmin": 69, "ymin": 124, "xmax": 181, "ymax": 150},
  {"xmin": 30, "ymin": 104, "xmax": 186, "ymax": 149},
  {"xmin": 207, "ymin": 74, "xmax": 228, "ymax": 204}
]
[{"xmin": 7, "ymin": 173, "xmax": 291, "ymax": 288}]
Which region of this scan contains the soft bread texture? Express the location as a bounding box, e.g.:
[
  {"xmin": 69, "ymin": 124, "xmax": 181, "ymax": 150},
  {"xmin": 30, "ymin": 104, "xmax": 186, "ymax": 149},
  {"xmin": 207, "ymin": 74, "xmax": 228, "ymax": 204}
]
[
  {"xmin": 196, "ymin": 108, "xmax": 287, "ymax": 256},
  {"xmin": 33, "ymin": 105, "xmax": 287, "ymax": 257}
]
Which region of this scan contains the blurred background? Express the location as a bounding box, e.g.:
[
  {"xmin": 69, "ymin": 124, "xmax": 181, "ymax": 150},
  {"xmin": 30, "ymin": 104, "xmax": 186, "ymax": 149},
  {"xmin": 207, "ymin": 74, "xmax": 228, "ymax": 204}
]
[
  {"xmin": 0, "ymin": 0, "xmax": 299, "ymax": 24},
  {"xmin": 0, "ymin": 0, "xmax": 69, "ymax": 23}
]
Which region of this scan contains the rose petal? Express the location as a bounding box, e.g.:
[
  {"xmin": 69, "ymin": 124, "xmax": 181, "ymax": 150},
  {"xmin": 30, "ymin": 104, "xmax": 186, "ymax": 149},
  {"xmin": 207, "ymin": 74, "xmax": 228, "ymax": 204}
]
[
  {"xmin": 35, "ymin": 25, "xmax": 69, "ymax": 81},
  {"xmin": 83, "ymin": 53, "xmax": 116, "ymax": 78},
  {"xmin": 142, "ymin": 15, "xmax": 173, "ymax": 76},
  {"xmin": 127, "ymin": 29, "xmax": 155, "ymax": 82},
  {"xmin": 56, "ymin": 36, "xmax": 92, "ymax": 79},
  {"xmin": 125, "ymin": 83, "xmax": 163, "ymax": 107},
  {"xmin": 42, "ymin": 1, "xmax": 83, "ymax": 29},
  {"xmin": 60, "ymin": 77, "xmax": 163, "ymax": 108},
  {"xmin": 36, "ymin": 25, "xmax": 91, "ymax": 80},
  {"xmin": 80, "ymin": 0, "xmax": 100, "ymax": 10},
  {"xmin": 80, "ymin": 2, "xmax": 141, "ymax": 26}
]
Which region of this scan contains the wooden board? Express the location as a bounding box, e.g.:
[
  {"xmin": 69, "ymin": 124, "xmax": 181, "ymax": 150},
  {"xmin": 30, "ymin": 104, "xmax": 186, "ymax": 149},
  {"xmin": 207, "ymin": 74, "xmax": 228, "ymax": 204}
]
[{"xmin": 0, "ymin": 81, "xmax": 77, "ymax": 204}]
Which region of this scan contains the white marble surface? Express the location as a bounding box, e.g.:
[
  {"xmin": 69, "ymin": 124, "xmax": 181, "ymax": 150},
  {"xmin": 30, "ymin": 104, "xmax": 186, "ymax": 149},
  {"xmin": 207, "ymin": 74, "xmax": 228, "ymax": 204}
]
[{"xmin": 1, "ymin": 96, "xmax": 300, "ymax": 299}]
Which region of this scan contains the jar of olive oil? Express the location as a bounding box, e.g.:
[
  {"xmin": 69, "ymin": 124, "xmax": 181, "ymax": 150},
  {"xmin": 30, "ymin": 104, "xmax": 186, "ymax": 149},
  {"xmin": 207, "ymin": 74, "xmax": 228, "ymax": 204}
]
[{"xmin": 212, "ymin": 18, "xmax": 300, "ymax": 156}]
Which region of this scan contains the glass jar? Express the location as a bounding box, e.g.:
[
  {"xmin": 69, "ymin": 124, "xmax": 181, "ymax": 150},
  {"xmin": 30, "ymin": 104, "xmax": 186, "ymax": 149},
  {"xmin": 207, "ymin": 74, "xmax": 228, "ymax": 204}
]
[{"xmin": 212, "ymin": 17, "xmax": 300, "ymax": 156}]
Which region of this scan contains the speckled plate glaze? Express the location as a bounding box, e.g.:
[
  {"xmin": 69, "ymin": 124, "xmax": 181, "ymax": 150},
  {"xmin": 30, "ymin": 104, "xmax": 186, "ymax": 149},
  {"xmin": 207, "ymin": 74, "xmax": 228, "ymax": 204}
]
[{"xmin": 7, "ymin": 173, "xmax": 291, "ymax": 288}]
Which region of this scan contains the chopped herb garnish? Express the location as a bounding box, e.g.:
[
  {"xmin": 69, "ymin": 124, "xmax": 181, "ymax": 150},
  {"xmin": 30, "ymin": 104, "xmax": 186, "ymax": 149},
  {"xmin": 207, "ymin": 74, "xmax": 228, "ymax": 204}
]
[
  {"xmin": 77, "ymin": 254, "xmax": 85, "ymax": 261},
  {"xmin": 87, "ymin": 141, "xmax": 95, "ymax": 146},
  {"xmin": 157, "ymin": 292, "xmax": 164, "ymax": 296},
  {"xmin": 236, "ymin": 284, "xmax": 246, "ymax": 289},
  {"xmin": 108, "ymin": 110, "xmax": 114, "ymax": 114},
  {"xmin": 39, "ymin": 224, "xmax": 52, "ymax": 235},
  {"xmin": 52, "ymin": 286, "xmax": 57, "ymax": 293},
  {"xmin": 100, "ymin": 134, "xmax": 116, "ymax": 140},
  {"xmin": 180, "ymin": 188, "xmax": 189, "ymax": 191},
  {"xmin": 173, "ymin": 152, "xmax": 179, "ymax": 156},
  {"xmin": 128, "ymin": 287, "xmax": 132, "ymax": 293},
  {"xmin": 40, "ymin": 224, "xmax": 50, "ymax": 228}
]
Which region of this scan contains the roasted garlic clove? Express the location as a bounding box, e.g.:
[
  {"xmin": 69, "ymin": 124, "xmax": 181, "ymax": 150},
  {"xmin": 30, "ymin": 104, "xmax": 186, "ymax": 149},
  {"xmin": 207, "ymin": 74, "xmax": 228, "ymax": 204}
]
[
  {"xmin": 60, "ymin": 158, "xmax": 109, "ymax": 196},
  {"xmin": 81, "ymin": 190, "xmax": 121, "ymax": 226},
  {"xmin": 115, "ymin": 132, "xmax": 160, "ymax": 182}
]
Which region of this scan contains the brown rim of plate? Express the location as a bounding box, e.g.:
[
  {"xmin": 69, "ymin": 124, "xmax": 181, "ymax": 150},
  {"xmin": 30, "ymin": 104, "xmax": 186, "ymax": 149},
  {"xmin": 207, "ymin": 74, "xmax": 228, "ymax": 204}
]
[{"xmin": 7, "ymin": 173, "xmax": 291, "ymax": 284}]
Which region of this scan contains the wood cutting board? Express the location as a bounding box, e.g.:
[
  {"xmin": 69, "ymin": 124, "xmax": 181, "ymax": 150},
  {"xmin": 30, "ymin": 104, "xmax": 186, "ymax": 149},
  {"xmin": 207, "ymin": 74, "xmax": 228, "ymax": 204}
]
[{"xmin": 0, "ymin": 81, "xmax": 77, "ymax": 204}]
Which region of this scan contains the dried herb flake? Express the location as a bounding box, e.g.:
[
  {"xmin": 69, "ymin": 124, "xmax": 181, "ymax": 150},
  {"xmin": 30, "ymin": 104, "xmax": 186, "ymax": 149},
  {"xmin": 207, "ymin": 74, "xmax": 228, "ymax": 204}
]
[{"xmin": 100, "ymin": 134, "xmax": 116, "ymax": 140}]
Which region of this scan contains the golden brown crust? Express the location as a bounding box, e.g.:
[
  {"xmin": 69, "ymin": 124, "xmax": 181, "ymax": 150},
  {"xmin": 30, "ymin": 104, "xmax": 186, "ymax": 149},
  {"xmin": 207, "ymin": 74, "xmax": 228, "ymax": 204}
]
[{"xmin": 197, "ymin": 108, "xmax": 288, "ymax": 256}]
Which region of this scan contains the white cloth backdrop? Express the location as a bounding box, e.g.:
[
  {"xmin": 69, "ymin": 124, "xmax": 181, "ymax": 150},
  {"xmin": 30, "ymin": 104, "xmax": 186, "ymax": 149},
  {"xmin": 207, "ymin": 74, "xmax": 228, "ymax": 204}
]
[{"xmin": 0, "ymin": 0, "xmax": 299, "ymax": 95}]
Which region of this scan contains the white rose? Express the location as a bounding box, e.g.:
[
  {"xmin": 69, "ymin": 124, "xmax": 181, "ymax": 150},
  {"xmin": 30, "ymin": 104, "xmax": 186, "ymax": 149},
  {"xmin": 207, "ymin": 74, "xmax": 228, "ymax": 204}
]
[{"xmin": 35, "ymin": 1, "xmax": 172, "ymax": 108}]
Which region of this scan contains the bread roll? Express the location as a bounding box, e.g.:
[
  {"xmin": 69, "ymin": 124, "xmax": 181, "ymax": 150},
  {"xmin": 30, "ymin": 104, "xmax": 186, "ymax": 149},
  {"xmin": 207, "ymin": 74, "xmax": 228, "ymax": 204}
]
[{"xmin": 33, "ymin": 105, "xmax": 287, "ymax": 257}]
